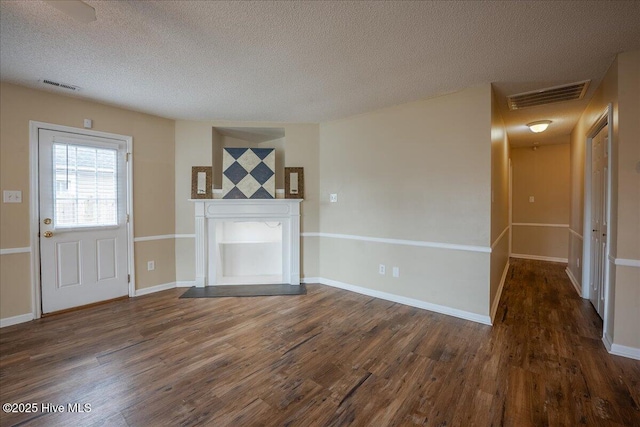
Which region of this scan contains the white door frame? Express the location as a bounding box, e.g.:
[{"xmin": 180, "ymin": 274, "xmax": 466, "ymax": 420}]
[
  {"xmin": 29, "ymin": 121, "xmax": 135, "ymax": 319},
  {"xmin": 581, "ymin": 104, "xmax": 613, "ymax": 334},
  {"xmin": 508, "ymin": 158, "xmax": 513, "ymax": 256}
]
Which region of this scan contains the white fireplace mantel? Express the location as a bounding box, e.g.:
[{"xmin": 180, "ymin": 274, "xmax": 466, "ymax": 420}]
[{"xmin": 190, "ymin": 199, "xmax": 302, "ymax": 287}]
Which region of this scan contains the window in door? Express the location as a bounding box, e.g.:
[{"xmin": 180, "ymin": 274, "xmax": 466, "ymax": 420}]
[{"xmin": 53, "ymin": 143, "xmax": 118, "ymax": 227}]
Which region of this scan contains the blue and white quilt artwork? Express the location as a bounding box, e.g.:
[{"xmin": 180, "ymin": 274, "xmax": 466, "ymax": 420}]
[{"xmin": 222, "ymin": 148, "xmax": 276, "ymax": 199}]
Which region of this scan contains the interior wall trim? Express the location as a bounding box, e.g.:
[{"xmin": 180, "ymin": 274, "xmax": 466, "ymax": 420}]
[
  {"xmin": 510, "ymin": 253, "xmax": 568, "ymax": 263},
  {"xmin": 613, "ymin": 258, "xmax": 640, "ymax": 268},
  {"xmin": 490, "ymin": 261, "xmax": 510, "ymax": 323},
  {"xmin": 603, "ymin": 331, "xmax": 640, "ymax": 360},
  {"xmin": 176, "ymin": 281, "xmax": 197, "ymax": 287},
  {"xmin": 134, "ymin": 234, "xmax": 196, "ymax": 242},
  {"xmin": 610, "ymin": 343, "xmax": 640, "ymax": 360},
  {"xmin": 491, "ymin": 226, "xmax": 510, "ymax": 250},
  {"xmin": 0, "ymin": 313, "xmax": 34, "ymax": 328},
  {"xmin": 0, "ymin": 247, "xmax": 31, "ymax": 255},
  {"xmin": 301, "ymin": 277, "xmax": 492, "ymax": 326},
  {"xmin": 134, "ymin": 282, "xmax": 176, "ymax": 296},
  {"xmin": 603, "ymin": 331, "xmax": 613, "ymax": 351},
  {"xmin": 569, "ymin": 228, "xmax": 583, "ymax": 240},
  {"xmin": 301, "ymin": 232, "xmax": 490, "ymax": 253},
  {"xmin": 118, "ymin": 280, "xmax": 198, "ymax": 296},
  {"xmin": 511, "ymin": 223, "xmax": 569, "ymax": 228},
  {"xmin": 565, "ymin": 267, "xmax": 582, "ymax": 296}
]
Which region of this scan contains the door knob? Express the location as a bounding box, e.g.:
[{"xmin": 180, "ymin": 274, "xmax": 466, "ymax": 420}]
[
  {"xmin": 43, "ymin": 218, "xmax": 52, "ymax": 225},
  {"xmin": 43, "ymin": 231, "xmax": 53, "ymax": 238}
]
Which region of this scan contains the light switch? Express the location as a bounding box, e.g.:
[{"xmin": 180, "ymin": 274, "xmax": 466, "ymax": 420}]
[
  {"xmin": 83, "ymin": 119, "xmax": 92, "ymax": 129},
  {"xmin": 3, "ymin": 190, "xmax": 22, "ymax": 203},
  {"xmin": 529, "ymin": 196, "xmax": 535, "ymax": 203},
  {"xmin": 330, "ymin": 193, "xmax": 338, "ymax": 203}
]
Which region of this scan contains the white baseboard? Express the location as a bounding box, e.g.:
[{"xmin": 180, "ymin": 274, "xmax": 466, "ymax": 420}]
[
  {"xmin": 601, "ymin": 332, "xmax": 640, "ymax": 360},
  {"xmin": 511, "ymin": 253, "xmax": 568, "ymax": 263},
  {"xmin": 565, "ymin": 268, "xmax": 582, "ymax": 297},
  {"xmin": 176, "ymin": 281, "xmax": 197, "ymax": 288},
  {"xmin": 312, "ymin": 276, "xmax": 491, "ymax": 326},
  {"xmin": 0, "ymin": 313, "xmax": 34, "ymax": 328},
  {"xmin": 134, "ymin": 282, "xmax": 176, "ymax": 296},
  {"xmin": 490, "ymin": 261, "xmax": 510, "ymax": 323},
  {"xmin": 301, "ymin": 277, "xmax": 320, "ymax": 284},
  {"xmin": 603, "ymin": 331, "xmax": 613, "ymax": 351},
  {"xmin": 610, "ymin": 343, "xmax": 640, "ymax": 360}
]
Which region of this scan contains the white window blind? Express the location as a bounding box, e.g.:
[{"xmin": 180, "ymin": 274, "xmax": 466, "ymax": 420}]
[{"xmin": 53, "ymin": 143, "xmax": 118, "ymax": 227}]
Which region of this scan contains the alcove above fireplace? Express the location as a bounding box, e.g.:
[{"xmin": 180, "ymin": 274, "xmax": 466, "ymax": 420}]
[{"xmin": 191, "ymin": 199, "xmax": 302, "ymax": 287}]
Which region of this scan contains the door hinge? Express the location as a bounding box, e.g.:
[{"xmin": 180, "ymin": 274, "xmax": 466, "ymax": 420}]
[
  {"xmin": 126, "ymin": 214, "xmax": 130, "ymax": 223},
  {"xmin": 128, "ymin": 274, "xmax": 130, "ymax": 283},
  {"xmin": 125, "ymin": 152, "xmax": 131, "ymax": 162}
]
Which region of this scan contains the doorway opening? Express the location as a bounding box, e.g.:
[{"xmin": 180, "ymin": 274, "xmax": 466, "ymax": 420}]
[{"xmin": 581, "ymin": 105, "xmax": 613, "ymax": 327}]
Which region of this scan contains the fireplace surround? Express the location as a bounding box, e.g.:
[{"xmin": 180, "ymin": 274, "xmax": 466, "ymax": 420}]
[{"xmin": 191, "ymin": 199, "xmax": 302, "ymax": 287}]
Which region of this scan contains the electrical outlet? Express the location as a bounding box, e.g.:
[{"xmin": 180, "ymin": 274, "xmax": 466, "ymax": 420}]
[
  {"xmin": 379, "ymin": 264, "xmax": 386, "ymax": 275},
  {"xmin": 330, "ymin": 193, "xmax": 338, "ymax": 203},
  {"xmin": 3, "ymin": 190, "xmax": 22, "ymax": 203},
  {"xmin": 529, "ymin": 196, "xmax": 535, "ymax": 203},
  {"xmin": 392, "ymin": 267, "xmax": 400, "ymax": 278},
  {"xmin": 147, "ymin": 261, "xmax": 155, "ymax": 271}
]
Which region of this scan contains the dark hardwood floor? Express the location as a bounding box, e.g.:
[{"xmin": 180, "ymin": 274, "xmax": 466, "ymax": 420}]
[{"xmin": 1, "ymin": 259, "xmax": 638, "ymax": 426}]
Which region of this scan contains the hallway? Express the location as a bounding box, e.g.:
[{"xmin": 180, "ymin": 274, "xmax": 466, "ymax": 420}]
[{"xmin": 495, "ymin": 258, "xmax": 639, "ymax": 425}]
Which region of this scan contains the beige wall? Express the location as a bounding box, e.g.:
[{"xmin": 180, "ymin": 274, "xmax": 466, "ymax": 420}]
[
  {"xmin": 318, "ymin": 85, "xmax": 492, "ymax": 317},
  {"xmin": 490, "ymin": 87, "xmax": 510, "ymax": 318},
  {"xmin": 612, "ymin": 50, "xmax": 639, "ymax": 348},
  {"xmin": 569, "ymin": 50, "xmax": 640, "ymax": 350},
  {"xmin": 616, "ymin": 51, "xmax": 640, "ymax": 262},
  {"xmin": 174, "ymin": 120, "xmax": 320, "ymax": 282},
  {"xmin": 174, "ymin": 120, "xmax": 214, "ymax": 283},
  {"xmin": 211, "ymin": 128, "xmax": 223, "ymax": 188},
  {"xmin": 0, "ymin": 83, "xmax": 176, "ymax": 319},
  {"xmin": 0, "ymin": 253, "xmax": 32, "ymax": 318},
  {"xmin": 614, "ymin": 266, "xmax": 640, "ymax": 348},
  {"xmin": 511, "ymin": 142, "xmax": 570, "ymax": 260}
]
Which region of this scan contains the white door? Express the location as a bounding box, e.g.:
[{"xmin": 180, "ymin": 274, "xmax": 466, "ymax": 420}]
[
  {"xmin": 589, "ymin": 124, "xmax": 608, "ymax": 318},
  {"xmin": 39, "ymin": 129, "xmax": 129, "ymax": 313}
]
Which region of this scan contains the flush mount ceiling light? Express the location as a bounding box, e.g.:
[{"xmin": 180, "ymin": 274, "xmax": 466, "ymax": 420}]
[{"xmin": 527, "ymin": 120, "xmax": 552, "ymax": 133}]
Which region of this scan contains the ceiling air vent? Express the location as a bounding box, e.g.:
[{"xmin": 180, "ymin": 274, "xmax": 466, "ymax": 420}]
[
  {"xmin": 507, "ymin": 80, "xmax": 590, "ymax": 110},
  {"xmin": 41, "ymin": 79, "xmax": 81, "ymax": 92}
]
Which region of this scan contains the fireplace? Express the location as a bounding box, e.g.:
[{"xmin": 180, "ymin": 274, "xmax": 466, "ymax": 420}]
[{"xmin": 191, "ymin": 199, "xmax": 302, "ymax": 286}]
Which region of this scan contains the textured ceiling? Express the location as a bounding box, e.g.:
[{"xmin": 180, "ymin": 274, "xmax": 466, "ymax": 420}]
[{"xmin": 1, "ymin": 1, "xmax": 639, "ymax": 146}]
